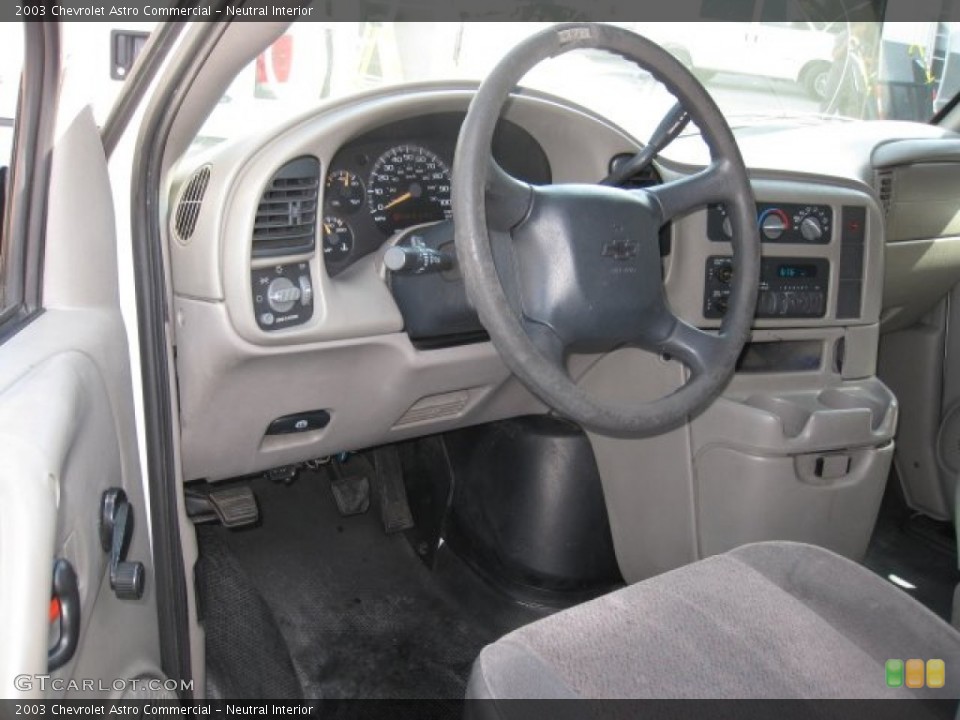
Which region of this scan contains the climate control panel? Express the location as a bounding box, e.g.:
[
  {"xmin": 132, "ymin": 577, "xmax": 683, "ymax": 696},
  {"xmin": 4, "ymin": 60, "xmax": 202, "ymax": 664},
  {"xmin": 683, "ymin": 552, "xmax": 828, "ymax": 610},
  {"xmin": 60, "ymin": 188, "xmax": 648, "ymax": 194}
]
[
  {"xmin": 708, "ymin": 203, "xmax": 832, "ymax": 244},
  {"xmin": 251, "ymin": 262, "xmax": 314, "ymax": 331},
  {"xmin": 704, "ymin": 256, "xmax": 829, "ymax": 319}
]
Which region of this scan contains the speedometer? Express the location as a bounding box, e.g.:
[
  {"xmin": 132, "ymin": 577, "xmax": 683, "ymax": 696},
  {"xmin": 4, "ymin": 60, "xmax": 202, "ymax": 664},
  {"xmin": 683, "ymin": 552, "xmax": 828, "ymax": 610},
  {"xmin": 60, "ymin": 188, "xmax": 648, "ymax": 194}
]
[{"xmin": 367, "ymin": 144, "xmax": 451, "ymax": 234}]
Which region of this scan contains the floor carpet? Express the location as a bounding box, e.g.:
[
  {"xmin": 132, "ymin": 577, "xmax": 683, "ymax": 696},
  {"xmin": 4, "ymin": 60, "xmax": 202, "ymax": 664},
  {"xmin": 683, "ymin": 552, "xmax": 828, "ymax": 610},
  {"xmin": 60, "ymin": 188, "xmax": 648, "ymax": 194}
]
[
  {"xmin": 196, "ymin": 469, "xmax": 548, "ymax": 700},
  {"xmin": 864, "ymin": 475, "xmax": 960, "ymax": 623}
]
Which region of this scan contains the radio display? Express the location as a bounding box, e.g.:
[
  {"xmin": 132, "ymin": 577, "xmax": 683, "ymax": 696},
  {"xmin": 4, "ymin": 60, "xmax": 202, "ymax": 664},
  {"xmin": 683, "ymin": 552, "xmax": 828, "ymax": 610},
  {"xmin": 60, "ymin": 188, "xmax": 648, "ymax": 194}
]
[{"xmin": 777, "ymin": 263, "xmax": 818, "ymax": 279}]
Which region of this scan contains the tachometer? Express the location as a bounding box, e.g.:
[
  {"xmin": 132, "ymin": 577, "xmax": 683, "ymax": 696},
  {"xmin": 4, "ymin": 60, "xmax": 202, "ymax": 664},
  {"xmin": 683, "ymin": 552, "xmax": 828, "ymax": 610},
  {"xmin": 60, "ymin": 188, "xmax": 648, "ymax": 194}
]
[{"xmin": 367, "ymin": 144, "xmax": 451, "ymax": 234}]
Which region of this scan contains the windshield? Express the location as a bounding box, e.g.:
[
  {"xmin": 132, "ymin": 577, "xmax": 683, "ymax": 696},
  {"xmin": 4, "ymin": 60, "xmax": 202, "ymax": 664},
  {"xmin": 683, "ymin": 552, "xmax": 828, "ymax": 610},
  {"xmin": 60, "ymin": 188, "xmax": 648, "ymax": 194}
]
[{"xmin": 192, "ymin": 19, "xmax": 959, "ymax": 156}]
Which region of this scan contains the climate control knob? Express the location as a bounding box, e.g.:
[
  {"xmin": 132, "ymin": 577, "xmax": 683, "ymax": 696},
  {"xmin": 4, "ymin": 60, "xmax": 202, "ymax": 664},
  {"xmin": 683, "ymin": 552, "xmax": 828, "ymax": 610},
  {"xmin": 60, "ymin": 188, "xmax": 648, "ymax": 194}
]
[
  {"xmin": 760, "ymin": 210, "xmax": 788, "ymax": 241},
  {"xmin": 799, "ymin": 216, "xmax": 824, "ymax": 242}
]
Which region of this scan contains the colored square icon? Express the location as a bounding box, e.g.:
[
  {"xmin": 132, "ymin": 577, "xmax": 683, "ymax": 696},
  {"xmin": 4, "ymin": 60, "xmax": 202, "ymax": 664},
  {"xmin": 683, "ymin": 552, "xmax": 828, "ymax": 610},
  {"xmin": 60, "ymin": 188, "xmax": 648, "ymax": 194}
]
[
  {"xmin": 906, "ymin": 659, "xmax": 925, "ymax": 688},
  {"xmin": 927, "ymin": 659, "xmax": 946, "ymax": 689},
  {"xmin": 886, "ymin": 659, "xmax": 904, "ymax": 687}
]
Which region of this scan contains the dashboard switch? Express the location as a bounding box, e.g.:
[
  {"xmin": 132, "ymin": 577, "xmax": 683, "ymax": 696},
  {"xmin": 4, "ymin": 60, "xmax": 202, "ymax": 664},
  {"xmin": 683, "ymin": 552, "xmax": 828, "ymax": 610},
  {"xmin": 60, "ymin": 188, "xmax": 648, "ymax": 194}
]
[
  {"xmin": 267, "ymin": 277, "xmax": 301, "ymax": 312},
  {"xmin": 252, "ymin": 264, "xmax": 314, "ymax": 331},
  {"xmin": 298, "ymin": 274, "xmax": 313, "ymax": 306}
]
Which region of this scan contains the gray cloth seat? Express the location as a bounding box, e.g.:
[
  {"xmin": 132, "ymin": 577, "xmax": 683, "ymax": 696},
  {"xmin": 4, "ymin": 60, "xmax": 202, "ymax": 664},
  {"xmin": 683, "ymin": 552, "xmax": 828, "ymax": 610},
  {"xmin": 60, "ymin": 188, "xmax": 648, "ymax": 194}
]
[{"xmin": 467, "ymin": 541, "xmax": 960, "ymax": 699}]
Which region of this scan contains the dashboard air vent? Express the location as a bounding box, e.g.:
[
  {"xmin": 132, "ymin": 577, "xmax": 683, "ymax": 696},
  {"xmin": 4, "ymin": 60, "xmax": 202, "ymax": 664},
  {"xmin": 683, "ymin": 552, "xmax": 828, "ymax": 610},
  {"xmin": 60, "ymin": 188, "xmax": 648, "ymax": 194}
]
[
  {"xmin": 174, "ymin": 165, "xmax": 211, "ymax": 242},
  {"xmin": 252, "ymin": 156, "xmax": 320, "ymax": 258},
  {"xmin": 876, "ymin": 170, "xmax": 894, "ymax": 215}
]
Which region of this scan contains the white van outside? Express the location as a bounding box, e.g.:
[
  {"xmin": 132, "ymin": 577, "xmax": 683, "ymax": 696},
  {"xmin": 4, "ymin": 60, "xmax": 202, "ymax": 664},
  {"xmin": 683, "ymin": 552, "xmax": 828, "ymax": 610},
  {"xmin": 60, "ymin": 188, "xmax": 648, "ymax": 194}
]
[{"xmin": 635, "ymin": 17, "xmax": 837, "ymax": 99}]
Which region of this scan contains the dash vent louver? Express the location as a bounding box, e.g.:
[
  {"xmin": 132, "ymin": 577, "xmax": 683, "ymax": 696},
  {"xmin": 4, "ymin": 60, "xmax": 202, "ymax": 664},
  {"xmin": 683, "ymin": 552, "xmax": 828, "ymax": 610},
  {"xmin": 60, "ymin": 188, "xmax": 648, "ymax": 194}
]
[
  {"xmin": 252, "ymin": 156, "xmax": 320, "ymax": 258},
  {"xmin": 173, "ymin": 165, "xmax": 211, "ymax": 242}
]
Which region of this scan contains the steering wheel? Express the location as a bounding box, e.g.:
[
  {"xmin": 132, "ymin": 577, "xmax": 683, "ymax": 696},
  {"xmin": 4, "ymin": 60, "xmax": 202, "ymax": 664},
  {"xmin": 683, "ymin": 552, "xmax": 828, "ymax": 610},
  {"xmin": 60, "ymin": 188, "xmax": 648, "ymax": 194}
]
[{"xmin": 452, "ymin": 23, "xmax": 760, "ymax": 437}]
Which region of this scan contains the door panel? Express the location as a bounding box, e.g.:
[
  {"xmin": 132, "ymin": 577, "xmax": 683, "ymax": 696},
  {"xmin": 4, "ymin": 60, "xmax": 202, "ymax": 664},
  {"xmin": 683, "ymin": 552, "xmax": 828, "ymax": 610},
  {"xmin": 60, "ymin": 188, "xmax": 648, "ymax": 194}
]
[
  {"xmin": 0, "ymin": 106, "xmax": 162, "ymax": 697},
  {"xmin": 878, "ymin": 294, "xmax": 953, "ymax": 521}
]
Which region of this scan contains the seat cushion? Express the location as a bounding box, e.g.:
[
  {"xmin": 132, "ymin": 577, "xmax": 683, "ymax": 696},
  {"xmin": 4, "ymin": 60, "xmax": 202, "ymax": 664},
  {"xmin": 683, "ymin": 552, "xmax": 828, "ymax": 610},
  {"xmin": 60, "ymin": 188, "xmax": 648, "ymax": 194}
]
[{"xmin": 467, "ymin": 541, "xmax": 960, "ymax": 699}]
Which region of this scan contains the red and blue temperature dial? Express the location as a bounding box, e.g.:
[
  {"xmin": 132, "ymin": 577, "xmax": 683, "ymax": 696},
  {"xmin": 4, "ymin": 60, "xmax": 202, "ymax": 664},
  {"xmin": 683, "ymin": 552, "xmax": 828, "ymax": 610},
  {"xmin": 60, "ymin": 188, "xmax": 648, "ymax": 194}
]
[{"xmin": 758, "ymin": 208, "xmax": 790, "ymax": 241}]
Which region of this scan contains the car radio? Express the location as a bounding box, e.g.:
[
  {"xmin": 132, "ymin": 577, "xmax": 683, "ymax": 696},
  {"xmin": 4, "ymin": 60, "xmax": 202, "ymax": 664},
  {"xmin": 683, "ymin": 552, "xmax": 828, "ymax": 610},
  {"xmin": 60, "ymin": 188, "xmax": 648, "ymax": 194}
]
[{"xmin": 704, "ymin": 256, "xmax": 829, "ymax": 319}]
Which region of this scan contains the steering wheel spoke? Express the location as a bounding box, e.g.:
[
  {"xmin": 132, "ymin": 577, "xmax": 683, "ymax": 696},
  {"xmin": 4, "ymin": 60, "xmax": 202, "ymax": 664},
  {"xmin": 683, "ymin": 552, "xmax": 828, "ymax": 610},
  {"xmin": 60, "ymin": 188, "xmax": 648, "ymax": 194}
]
[
  {"xmin": 656, "ymin": 316, "xmax": 726, "ymax": 378},
  {"xmin": 524, "ymin": 319, "xmax": 569, "ymax": 372},
  {"xmin": 641, "ymin": 160, "xmax": 734, "ymax": 225},
  {"xmin": 486, "ymin": 160, "xmax": 533, "ymax": 232}
]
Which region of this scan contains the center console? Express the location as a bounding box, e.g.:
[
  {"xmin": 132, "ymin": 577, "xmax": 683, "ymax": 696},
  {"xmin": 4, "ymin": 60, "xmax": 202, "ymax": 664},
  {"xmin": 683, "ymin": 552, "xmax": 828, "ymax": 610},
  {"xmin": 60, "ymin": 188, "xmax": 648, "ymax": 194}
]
[
  {"xmin": 702, "ymin": 202, "xmax": 866, "ymax": 322},
  {"xmin": 580, "ymin": 176, "xmax": 896, "ymax": 583}
]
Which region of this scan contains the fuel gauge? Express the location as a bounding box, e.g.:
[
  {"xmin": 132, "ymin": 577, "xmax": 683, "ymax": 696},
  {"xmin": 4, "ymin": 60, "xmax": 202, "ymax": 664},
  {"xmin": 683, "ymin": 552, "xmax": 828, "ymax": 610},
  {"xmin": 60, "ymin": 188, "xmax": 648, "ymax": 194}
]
[
  {"xmin": 325, "ymin": 170, "xmax": 365, "ymax": 214},
  {"xmin": 322, "ymin": 216, "xmax": 354, "ymax": 263}
]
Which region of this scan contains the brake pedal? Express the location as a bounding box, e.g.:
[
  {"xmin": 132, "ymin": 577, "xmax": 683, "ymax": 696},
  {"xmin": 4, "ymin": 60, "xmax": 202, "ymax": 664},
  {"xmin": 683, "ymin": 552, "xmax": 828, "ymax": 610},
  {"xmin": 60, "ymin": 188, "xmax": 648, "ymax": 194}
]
[
  {"xmin": 186, "ymin": 486, "xmax": 259, "ymax": 528},
  {"xmin": 372, "ymin": 447, "xmax": 414, "ymax": 534},
  {"xmin": 329, "ymin": 457, "xmax": 371, "ymax": 517}
]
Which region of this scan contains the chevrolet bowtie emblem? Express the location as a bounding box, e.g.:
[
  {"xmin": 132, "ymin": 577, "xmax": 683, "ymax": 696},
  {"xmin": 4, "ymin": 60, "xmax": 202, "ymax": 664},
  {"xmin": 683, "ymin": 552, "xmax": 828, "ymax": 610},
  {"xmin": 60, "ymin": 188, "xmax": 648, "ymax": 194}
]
[{"xmin": 601, "ymin": 238, "xmax": 640, "ymax": 260}]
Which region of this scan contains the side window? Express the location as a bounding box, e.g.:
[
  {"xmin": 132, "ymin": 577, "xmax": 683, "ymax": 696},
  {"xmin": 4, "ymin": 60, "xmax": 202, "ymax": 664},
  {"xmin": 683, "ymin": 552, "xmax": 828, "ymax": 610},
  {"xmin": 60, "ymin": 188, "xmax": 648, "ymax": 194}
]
[
  {"xmin": 0, "ymin": 21, "xmax": 51, "ymax": 332},
  {"xmin": 0, "ymin": 23, "xmax": 22, "ymax": 168},
  {"xmin": 0, "ymin": 22, "xmax": 23, "ymax": 316}
]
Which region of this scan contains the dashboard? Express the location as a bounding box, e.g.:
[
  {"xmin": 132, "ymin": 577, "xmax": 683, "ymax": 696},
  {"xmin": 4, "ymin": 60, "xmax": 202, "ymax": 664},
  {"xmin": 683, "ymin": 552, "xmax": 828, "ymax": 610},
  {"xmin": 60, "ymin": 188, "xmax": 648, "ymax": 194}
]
[{"xmin": 167, "ymin": 85, "xmax": 902, "ymax": 483}]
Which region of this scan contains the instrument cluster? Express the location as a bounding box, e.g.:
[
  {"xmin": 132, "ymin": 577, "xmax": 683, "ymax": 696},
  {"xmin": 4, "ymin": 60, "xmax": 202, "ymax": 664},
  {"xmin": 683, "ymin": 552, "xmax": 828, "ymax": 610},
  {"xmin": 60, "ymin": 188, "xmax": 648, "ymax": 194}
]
[{"xmin": 320, "ymin": 112, "xmax": 551, "ymax": 277}]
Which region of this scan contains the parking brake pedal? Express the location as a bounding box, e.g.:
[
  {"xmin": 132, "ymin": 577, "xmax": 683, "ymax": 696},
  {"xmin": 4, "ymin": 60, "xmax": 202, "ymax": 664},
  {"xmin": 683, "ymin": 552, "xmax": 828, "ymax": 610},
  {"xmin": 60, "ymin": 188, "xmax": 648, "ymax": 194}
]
[{"xmin": 186, "ymin": 486, "xmax": 259, "ymax": 528}]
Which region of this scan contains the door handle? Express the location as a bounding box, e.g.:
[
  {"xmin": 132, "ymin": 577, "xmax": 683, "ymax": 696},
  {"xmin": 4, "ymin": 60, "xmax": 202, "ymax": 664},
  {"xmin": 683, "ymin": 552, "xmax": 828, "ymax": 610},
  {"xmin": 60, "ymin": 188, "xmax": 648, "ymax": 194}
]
[{"xmin": 48, "ymin": 559, "xmax": 80, "ymax": 671}]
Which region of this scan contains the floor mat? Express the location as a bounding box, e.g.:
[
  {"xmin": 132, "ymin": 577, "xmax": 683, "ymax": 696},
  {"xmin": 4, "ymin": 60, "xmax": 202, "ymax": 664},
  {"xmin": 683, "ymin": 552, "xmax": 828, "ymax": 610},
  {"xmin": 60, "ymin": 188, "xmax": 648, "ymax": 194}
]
[
  {"xmin": 864, "ymin": 476, "xmax": 960, "ymax": 622},
  {"xmin": 196, "ymin": 469, "xmax": 548, "ymax": 700}
]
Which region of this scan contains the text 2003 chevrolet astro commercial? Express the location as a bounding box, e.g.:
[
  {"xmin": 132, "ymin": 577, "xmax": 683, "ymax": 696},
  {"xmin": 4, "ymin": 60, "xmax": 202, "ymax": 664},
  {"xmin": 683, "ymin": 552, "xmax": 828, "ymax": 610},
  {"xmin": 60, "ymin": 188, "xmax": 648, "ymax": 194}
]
[{"xmin": 14, "ymin": 4, "xmax": 315, "ymax": 18}]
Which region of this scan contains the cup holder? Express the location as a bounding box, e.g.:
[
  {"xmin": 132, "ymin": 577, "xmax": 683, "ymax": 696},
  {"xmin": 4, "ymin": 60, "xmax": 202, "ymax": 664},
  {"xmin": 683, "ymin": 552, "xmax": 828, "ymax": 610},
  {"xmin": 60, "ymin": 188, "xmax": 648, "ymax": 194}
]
[
  {"xmin": 741, "ymin": 381, "xmax": 895, "ymax": 442},
  {"xmin": 743, "ymin": 395, "xmax": 813, "ymax": 438},
  {"xmin": 818, "ymin": 387, "xmax": 888, "ymax": 430}
]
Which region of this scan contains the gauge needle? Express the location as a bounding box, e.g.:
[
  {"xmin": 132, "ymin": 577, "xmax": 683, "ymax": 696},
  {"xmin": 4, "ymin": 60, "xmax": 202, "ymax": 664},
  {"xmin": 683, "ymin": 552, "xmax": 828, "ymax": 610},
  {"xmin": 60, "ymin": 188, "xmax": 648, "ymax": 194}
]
[
  {"xmin": 382, "ymin": 191, "xmax": 413, "ymax": 211},
  {"xmin": 323, "ymin": 223, "xmax": 333, "ymax": 234}
]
